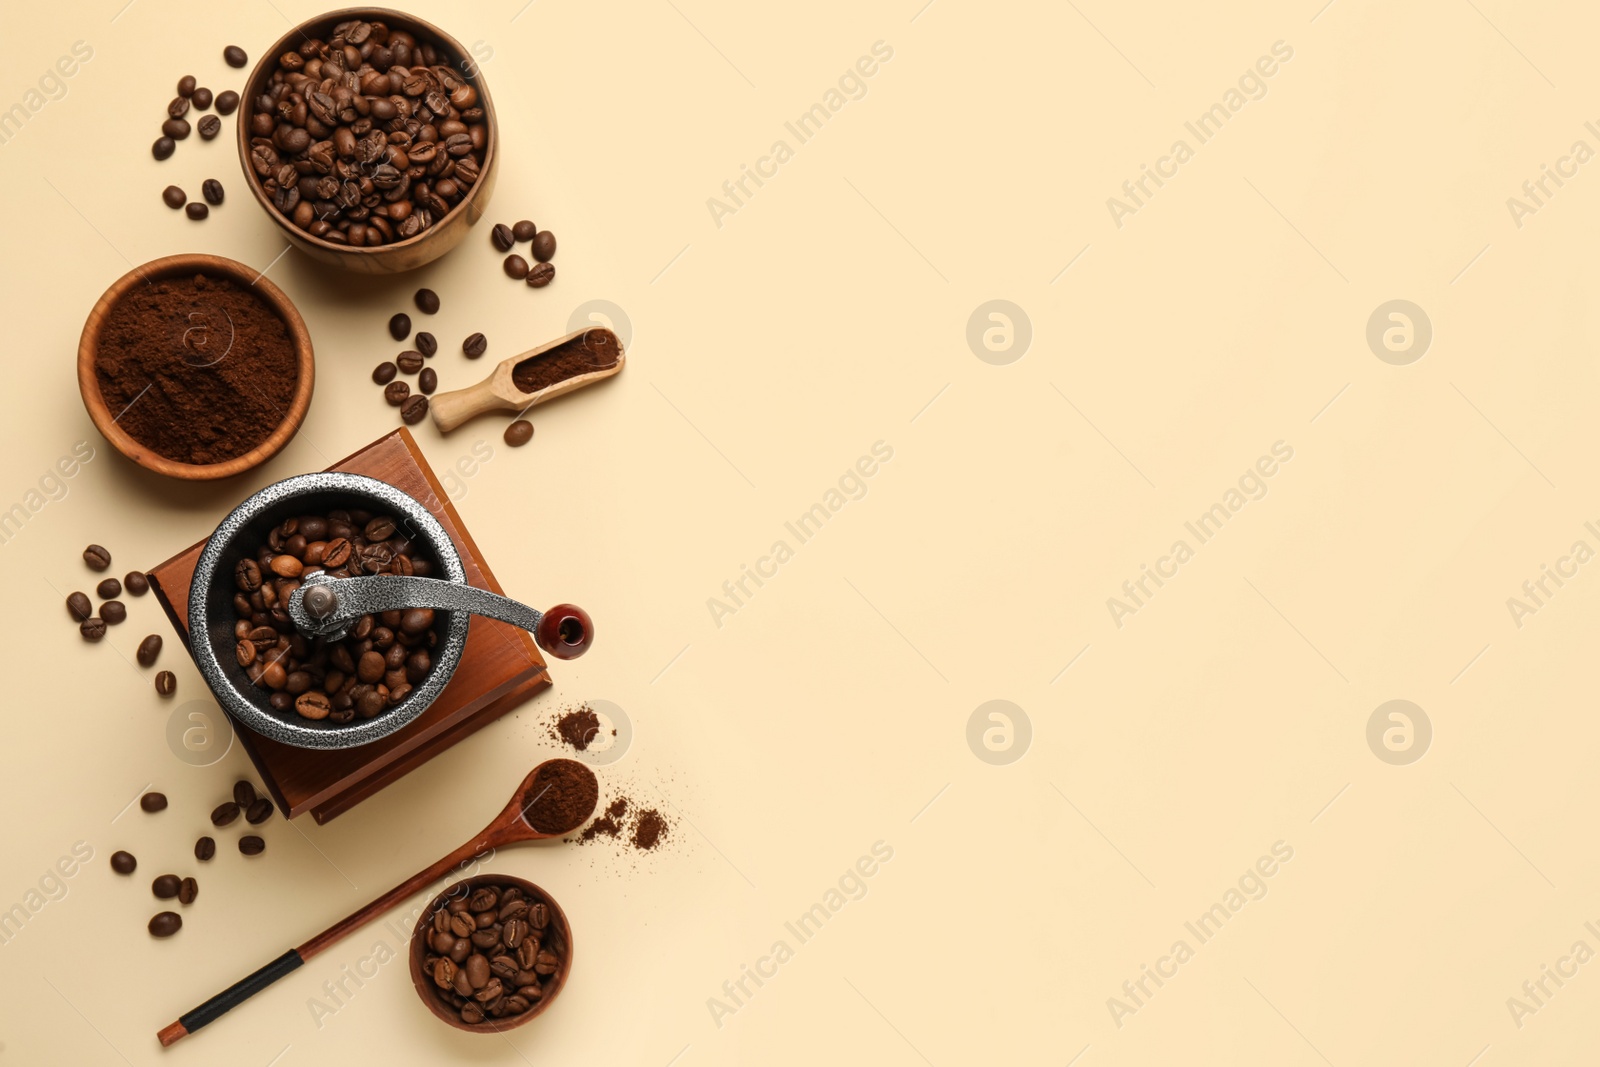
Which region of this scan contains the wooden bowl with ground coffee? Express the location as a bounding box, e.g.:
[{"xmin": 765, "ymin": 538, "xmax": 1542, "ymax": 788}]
[{"xmin": 77, "ymin": 254, "xmax": 314, "ymax": 480}]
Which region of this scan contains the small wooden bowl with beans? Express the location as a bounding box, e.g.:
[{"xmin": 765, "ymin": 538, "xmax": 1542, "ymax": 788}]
[{"xmin": 236, "ymin": 8, "xmax": 498, "ymax": 274}]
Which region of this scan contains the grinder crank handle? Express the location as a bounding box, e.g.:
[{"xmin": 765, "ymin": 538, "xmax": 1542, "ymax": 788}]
[{"xmin": 288, "ymin": 575, "xmax": 593, "ymax": 659}]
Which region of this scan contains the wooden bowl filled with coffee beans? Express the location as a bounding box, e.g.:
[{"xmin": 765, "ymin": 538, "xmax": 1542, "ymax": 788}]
[
  {"xmin": 236, "ymin": 9, "xmax": 498, "ymax": 274},
  {"xmin": 77, "ymin": 253, "xmax": 315, "ymax": 480},
  {"xmin": 409, "ymin": 875, "xmax": 573, "ymax": 1033}
]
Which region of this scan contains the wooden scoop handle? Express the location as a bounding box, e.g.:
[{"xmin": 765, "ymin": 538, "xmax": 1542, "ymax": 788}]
[{"xmin": 429, "ymin": 375, "xmax": 510, "ymax": 433}]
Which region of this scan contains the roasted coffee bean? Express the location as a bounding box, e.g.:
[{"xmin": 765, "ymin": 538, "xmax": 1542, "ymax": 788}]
[
  {"xmin": 239, "ymin": 836, "xmax": 265, "ymax": 856},
  {"xmin": 178, "ymin": 877, "xmax": 198, "ymax": 905},
  {"xmin": 202, "ymin": 178, "xmax": 224, "ymax": 205},
  {"xmin": 162, "ymin": 186, "xmax": 186, "ymax": 209},
  {"xmin": 83, "ymin": 544, "xmax": 111, "ymax": 570},
  {"xmin": 192, "ymin": 87, "xmax": 213, "ymax": 111},
  {"xmin": 98, "ymin": 578, "xmax": 122, "ymax": 598},
  {"xmin": 198, "ymin": 114, "xmax": 222, "ymax": 140},
  {"xmin": 419, "ymin": 368, "xmax": 437, "ymax": 395},
  {"xmin": 137, "ymin": 634, "xmax": 163, "ymax": 667},
  {"xmin": 504, "ymin": 421, "xmax": 533, "ymax": 447},
  {"xmin": 224, "ymin": 45, "xmax": 247, "ymax": 68},
  {"xmin": 235, "ymin": 558, "xmax": 262, "ymax": 591},
  {"xmin": 211, "ymin": 801, "xmax": 241, "ymax": 826},
  {"xmin": 67, "ymin": 591, "xmax": 93, "ymax": 620},
  {"xmin": 384, "ymin": 380, "xmax": 410, "ymax": 406},
  {"xmin": 465, "ymin": 954, "xmax": 490, "ymax": 988},
  {"xmin": 80, "ymin": 617, "xmax": 107, "ymax": 641},
  {"xmin": 163, "ymin": 118, "xmax": 191, "ymax": 140},
  {"xmin": 155, "ymin": 671, "xmax": 176, "ymax": 697},
  {"xmin": 322, "ymin": 538, "xmax": 353, "ymax": 568},
  {"xmin": 525, "ymin": 262, "xmax": 554, "ymax": 288},
  {"xmin": 141, "ymin": 792, "xmax": 168, "ymax": 813},
  {"xmin": 397, "ymin": 350, "xmax": 424, "ymax": 374},
  {"xmin": 178, "ymin": 74, "xmax": 197, "ymax": 97},
  {"xmin": 530, "ymin": 230, "xmax": 556, "ymax": 262},
  {"xmin": 101, "ymin": 600, "xmax": 127, "ymax": 625},
  {"xmin": 529, "ymin": 903, "xmax": 549, "ymax": 929},
  {"xmin": 292, "ymin": 688, "xmax": 333, "ymax": 720},
  {"xmin": 503, "ymin": 918, "xmax": 529, "ymax": 949},
  {"xmin": 460, "ymin": 1002, "xmax": 484, "ymax": 1024},
  {"xmin": 463, "ymin": 332, "xmax": 487, "ymax": 358},
  {"xmin": 186, "ymin": 202, "xmax": 209, "ymax": 221},
  {"xmin": 415, "ymin": 288, "xmax": 440, "ymax": 314},
  {"xmin": 401, "ymin": 395, "xmax": 429, "ymax": 425},
  {"xmin": 433, "ymin": 958, "xmax": 458, "ymax": 990},
  {"xmin": 269, "ymin": 554, "xmax": 301, "ymax": 578},
  {"xmin": 215, "ymin": 90, "xmax": 240, "ymax": 115},
  {"xmin": 111, "ymin": 851, "xmax": 137, "ymax": 875},
  {"xmin": 512, "ymin": 220, "xmax": 537, "ymax": 242},
  {"xmin": 124, "ymin": 571, "xmax": 149, "ymax": 596},
  {"xmin": 149, "ymin": 911, "xmax": 182, "ymax": 937},
  {"xmin": 153, "ymin": 873, "xmax": 181, "ymax": 899},
  {"xmin": 152, "ymin": 136, "xmax": 175, "ymax": 160},
  {"xmin": 246, "ymin": 797, "xmax": 275, "ymax": 823},
  {"xmin": 503, "ymin": 254, "xmax": 528, "ymax": 279},
  {"xmin": 372, "ymin": 361, "xmax": 398, "ymax": 385},
  {"xmin": 415, "ymin": 332, "xmax": 437, "ymax": 357},
  {"xmin": 233, "ymin": 780, "xmax": 256, "ymax": 807},
  {"xmin": 389, "ymin": 313, "xmax": 411, "ymax": 341},
  {"xmin": 169, "ymin": 96, "xmax": 190, "ymax": 119},
  {"xmin": 491, "ymin": 223, "xmax": 514, "ymax": 251},
  {"xmin": 234, "ymin": 639, "xmax": 256, "ymax": 667},
  {"xmin": 194, "ymin": 836, "xmax": 215, "ymax": 861}
]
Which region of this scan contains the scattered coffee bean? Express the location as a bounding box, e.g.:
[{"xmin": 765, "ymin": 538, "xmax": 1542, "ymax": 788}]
[
  {"xmin": 415, "ymin": 289, "xmax": 440, "ymax": 314},
  {"xmin": 234, "ymin": 780, "xmax": 256, "ymax": 807},
  {"xmin": 194, "ymin": 836, "xmax": 215, "ymax": 861},
  {"xmin": 389, "ymin": 313, "xmax": 411, "ymax": 341},
  {"xmin": 97, "ymin": 577, "xmax": 122, "ymax": 599},
  {"xmin": 246, "ymin": 798, "xmax": 275, "ymax": 824},
  {"xmin": 155, "ymin": 671, "xmax": 177, "ymax": 697},
  {"xmin": 530, "ymin": 230, "xmax": 556, "ymax": 262},
  {"xmin": 239, "ymin": 836, "xmax": 265, "ymax": 856},
  {"xmin": 153, "ymin": 873, "xmax": 181, "ymax": 899},
  {"xmin": 101, "ymin": 600, "xmax": 127, "ymax": 625},
  {"xmin": 152, "ymin": 136, "xmax": 175, "ymax": 160},
  {"xmin": 124, "ymin": 571, "xmax": 149, "ymax": 596},
  {"xmin": 198, "ymin": 115, "xmax": 222, "ymax": 140},
  {"xmin": 140, "ymin": 792, "xmax": 168, "ymax": 813},
  {"xmin": 186, "ymin": 202, "xmax": 209, "ymax": 221},
  {"xmin": 137, "ymin": 634, "xmax": 163, "ymax": 667},
  {"xmin": 215, "ymin": 89, "xmax": 239, "ymax": 115},
  {"xmin": 83, "ymin": 544, "xmax": 111, "ymax": 571},
  {"xmin": 397, "ymin": 351, "xmax": 424, "ymax": 374},
  {"xmin": 512, "ymin": 220, "xmax": 537, "ymax": 242},
  {"xmin": 492, "ymin": 223, "xmax": 515, "ymax": 251},
  {"xmin": 80, "ymin": 617, "xmax": 106, "ymax": 642},
  {"xmin": 211, "ymin": 802, "xmax": 240, "ymax": 826},
  {"xmin": 168, "ymin": 96, "xmax": 190, "ymax": 119},
  {"xmin": 526, "ymin": 262, "xmax": 555, "ymax": 288},
  {"xmin": 415, "ymin": 332, "xmax": 437, "ymax": 357},
  {"xmin": 111, "ymin": 851, "xmax": 137, "ymax": 875},
  {"xmin": 67, "ymin": 591, "xmax": 92, "ymax": 621},
  {"xmin": 179, "ymin": 877, "xmax": 198, "ymax": 905},
  {"xmin": 372, "ymin": 362, "xmax": 398, "ymax": 385},
  {"xmin": 419, "ymin": 881, "xmax": 566, "ymax": 1023},
  {"xmin": 503, "ymin": 254, "xmax": 528, "ymax": 280},
  {"xmin": 202, "ymin": 179, "xmax": 224, "ymax": 205},
  {"xmin": 419, "ymin": 368, "xmax": 437, "ymax": 395},
  {"xmin": 162, "ymin": 186, "xmax": 187, "ymax": 209},
  {"xmin": 401, "ymin": 395, "xmax": 430, "ymax": 425},
  {"xmin": 384, "ymin": 380, "xmax": 411, "ymax": 406},
  {"xmin": 149, "ymin": 911, "xmax": 182, "ymax": 937},
  {"xmin": 192, "ymin": 87, "xmax": 213, "ymax": 111},
  {"xmin": 162, "ymin": 117, "xmax": 191, "ymax": 140},
  {"xmin": 223, "ymin": 45, "xmax": 248, "ymax": 68},
  {"xmin": 504, "ymin": 421, "xmax": 534, "ymax": 447},
  {"xmin": 463, "ymin": 333, "xmax": 487, "ymax": 358},
  {"xmin": 178, "ymin": 75, "xmax": 197, "ymax": 97}
]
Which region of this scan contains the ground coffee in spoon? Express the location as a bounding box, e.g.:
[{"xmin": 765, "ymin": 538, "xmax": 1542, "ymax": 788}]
[
  {"xmin": 94, "ymin": 274, "xmax": 299, "ymax": 465},
  {"xmin": 510, "ymin": 329, "xmax": 618, "ymax": 395},
  {"xmin": 521, "ymin": 759, "xmax": 599, "ymax": 834}
]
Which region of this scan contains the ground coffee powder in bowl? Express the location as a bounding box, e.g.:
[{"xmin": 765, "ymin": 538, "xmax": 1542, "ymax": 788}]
[{"xmin": 78, "ymin": 254, "xmax": 314, "ymax": 480}]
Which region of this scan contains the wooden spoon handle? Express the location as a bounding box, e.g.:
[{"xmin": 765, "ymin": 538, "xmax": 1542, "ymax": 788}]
[{"xmin": 430, "ymin": 376, "xmax": 510, "ymax": 432}]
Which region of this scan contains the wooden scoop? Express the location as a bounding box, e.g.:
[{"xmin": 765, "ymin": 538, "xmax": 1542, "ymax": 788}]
[
  {"xmin": 430, "ymin": 326, "xmax": 625, "ymax": 432},
  {"xmin": 155, "ymin": 758, "xmax": 599, "ymax": 1047}
]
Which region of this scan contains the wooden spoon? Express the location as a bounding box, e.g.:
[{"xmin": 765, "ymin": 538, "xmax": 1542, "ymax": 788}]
[
  {"xmin": 156, "ymin": 758, "xmax": 599, "ymax": 1046},
  {"xmin": 430, "ymin": 326, "xmax": 625, "ymax": 433}
]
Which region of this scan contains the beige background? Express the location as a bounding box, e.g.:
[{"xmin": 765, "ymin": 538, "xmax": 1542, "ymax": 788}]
[{"xmin": 0, "ymin": 0, "xmax": 1595, "ymax": 1063}]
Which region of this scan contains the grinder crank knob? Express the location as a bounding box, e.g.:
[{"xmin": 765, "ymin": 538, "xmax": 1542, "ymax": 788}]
[{"xmin": 534, "ymin": 603, "xmax": 593, "ymax": 660}]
